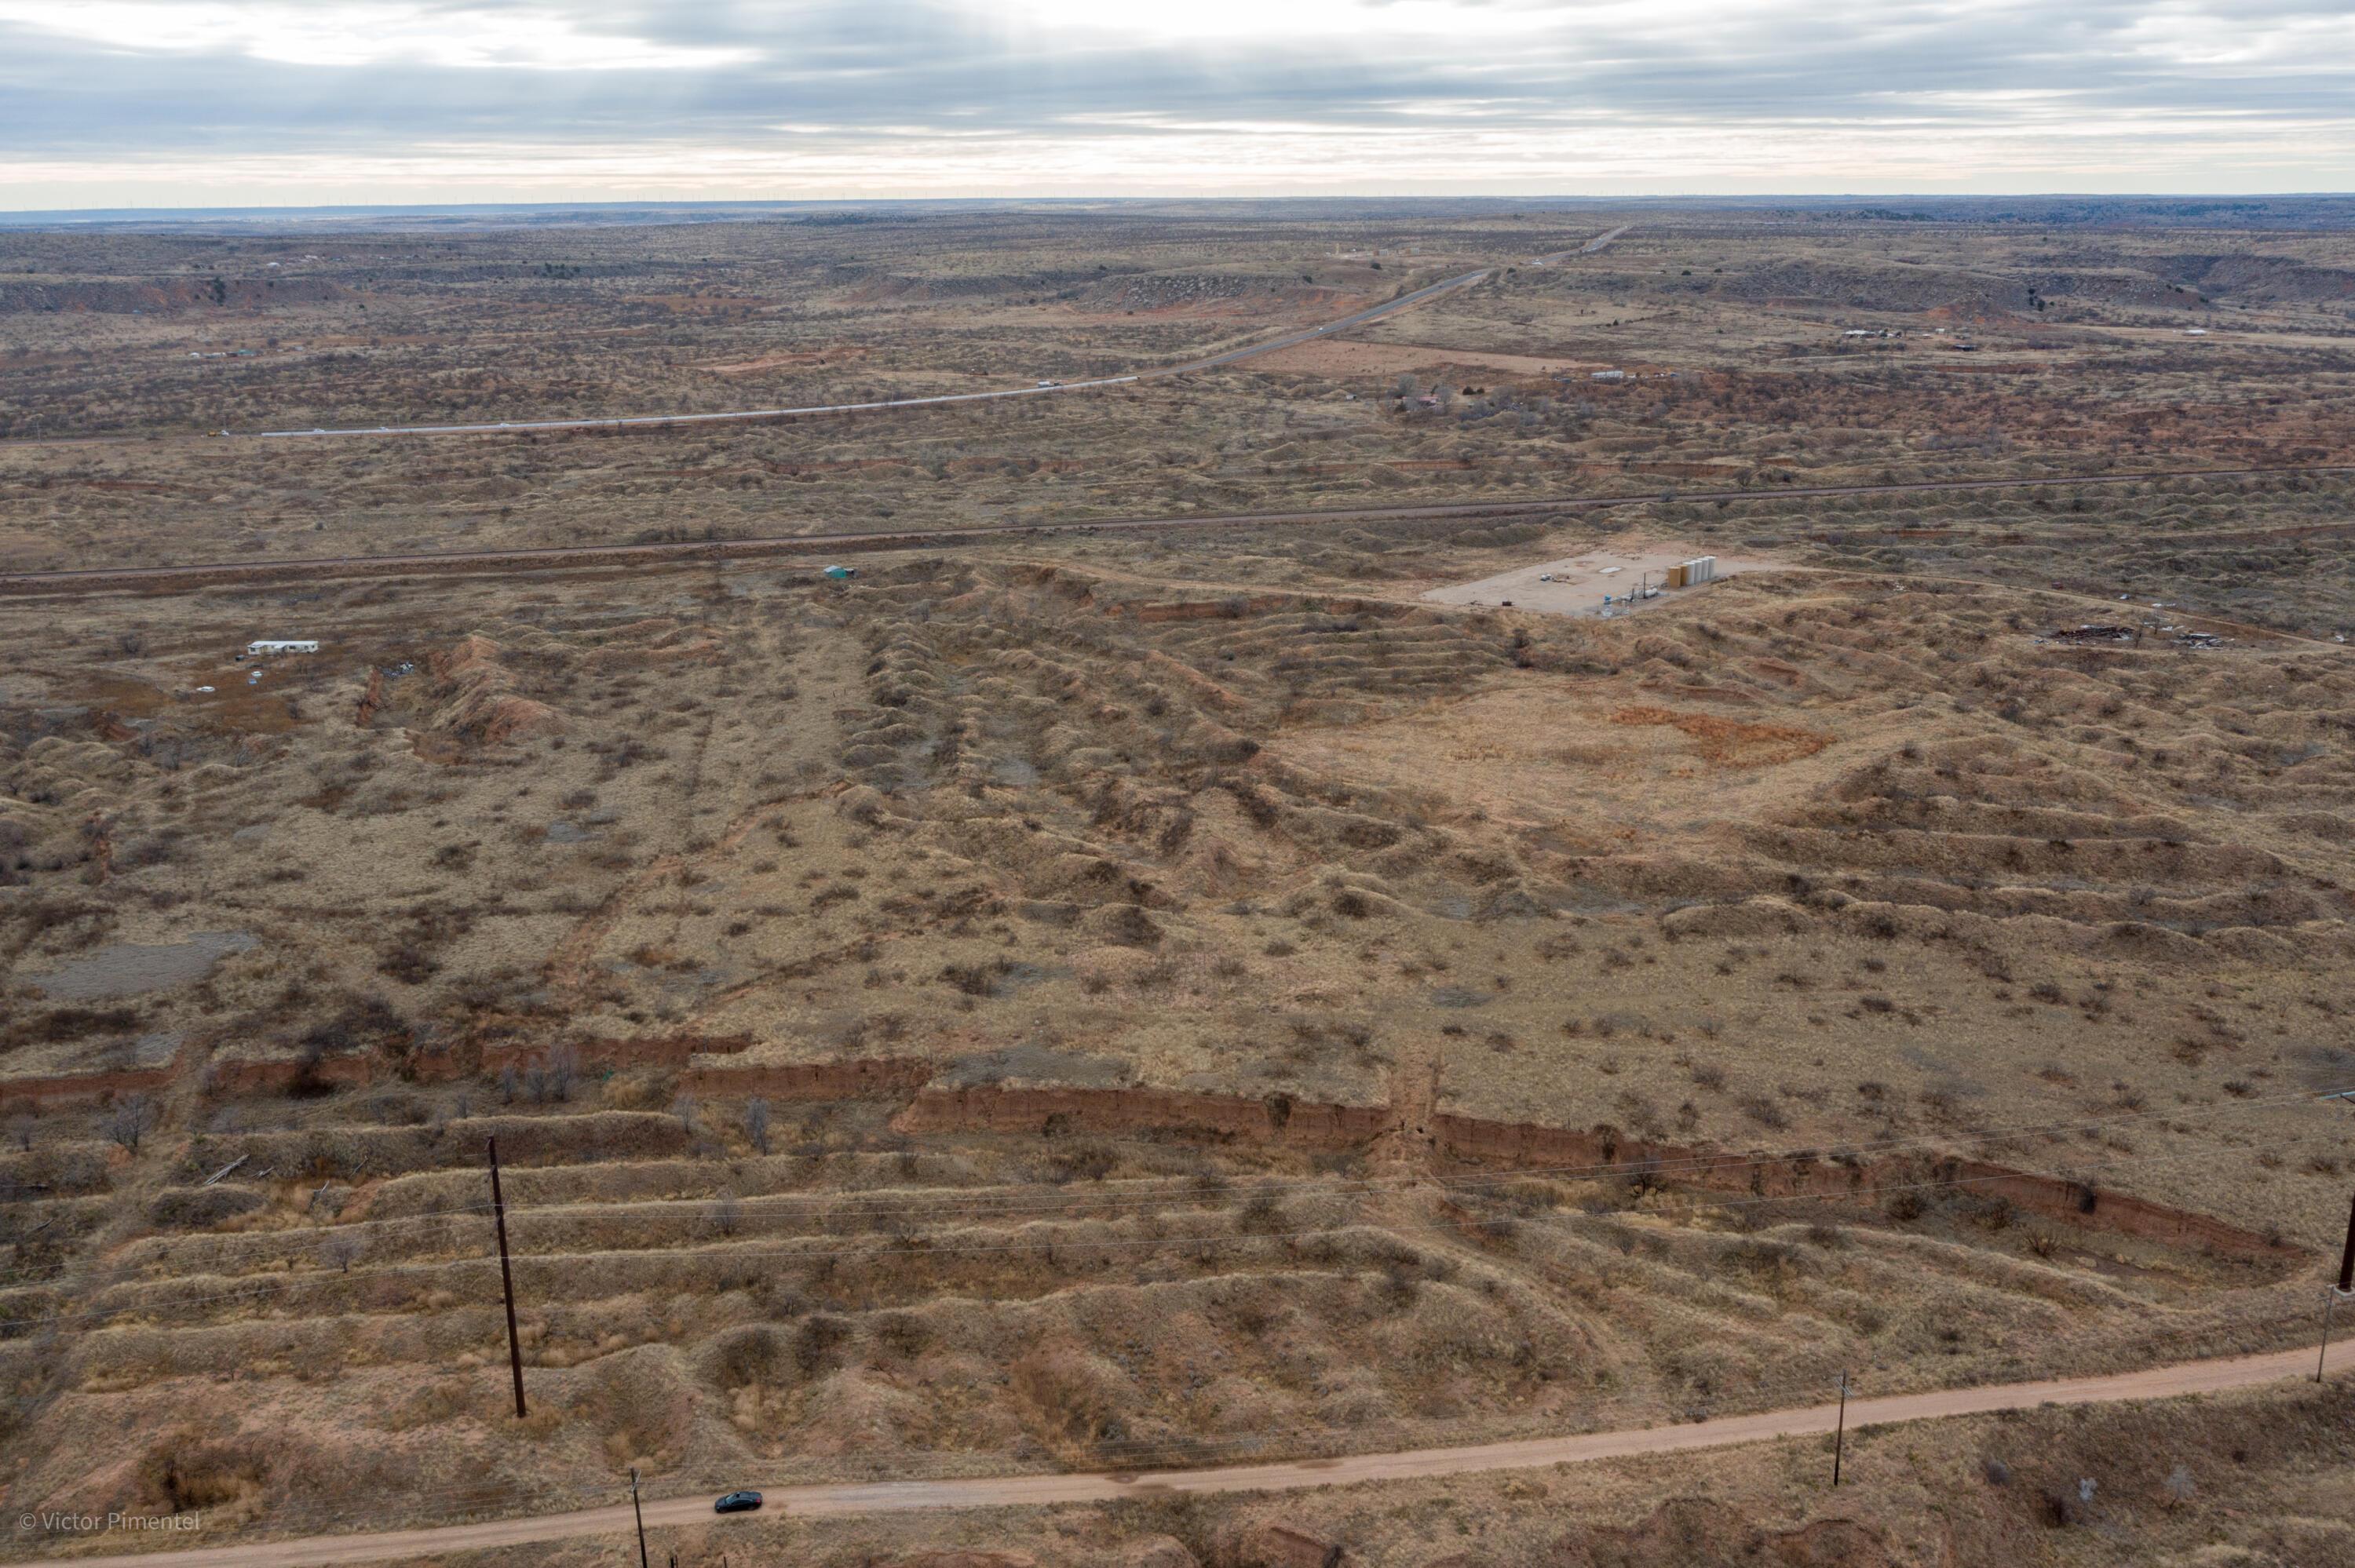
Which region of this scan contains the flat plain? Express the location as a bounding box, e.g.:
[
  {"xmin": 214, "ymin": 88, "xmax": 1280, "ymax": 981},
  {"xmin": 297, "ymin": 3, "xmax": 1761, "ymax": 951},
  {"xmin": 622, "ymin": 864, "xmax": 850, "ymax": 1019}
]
[{"xmin": 2, "ymin": 197, "xmax": 2354, "ymax": 1567}]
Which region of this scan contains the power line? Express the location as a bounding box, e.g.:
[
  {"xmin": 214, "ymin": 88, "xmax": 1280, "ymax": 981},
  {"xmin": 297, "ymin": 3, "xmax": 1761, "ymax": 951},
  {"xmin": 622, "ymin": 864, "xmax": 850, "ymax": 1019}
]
[
  {"xmin": 9, "ymin": 1143, "xmax": 2322, "ymax": 1336},
  {"xmin": 498, "ymin": 1076, "xmax": 2342, "ymax": 1236},
  {"xmin": 13, "ymin": 1079, "xmax": 2336, "ymax": 1300},
  {"xmin": 5, "ymin": 1304, "xmax": 2321, "ymax": 1548}
]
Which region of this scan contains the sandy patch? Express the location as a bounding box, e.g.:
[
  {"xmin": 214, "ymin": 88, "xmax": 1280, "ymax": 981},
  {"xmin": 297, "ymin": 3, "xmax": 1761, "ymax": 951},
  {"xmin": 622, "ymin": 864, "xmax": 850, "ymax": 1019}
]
[
  {"xmin": 1247, "ymin": 337, "xmax": 1599, "ymax": 381},
  {"xmin": 1418, "ymin": 541, "xmax": 1789, "ymax": 619},
  {"xmin": 1263, "ymin": 682, "xmax": 1862, "ymax": 833},
  {"xmin": 21, "ymin": 931, "xmax": 256, "ymax": 1001}
]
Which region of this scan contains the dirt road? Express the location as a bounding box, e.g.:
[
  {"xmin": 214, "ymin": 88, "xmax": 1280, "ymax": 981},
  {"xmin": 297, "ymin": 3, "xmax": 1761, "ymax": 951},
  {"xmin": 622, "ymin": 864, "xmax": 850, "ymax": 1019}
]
[
  {"xmin": 0, "ymin": 267, "xmax": 1490, "ymax": 454},
  {"xmin": 4, "ymin": 464, "xmax": 2349, "ymax": 599},
  {"xmin": 16, "ymin": 1340, "xmax": 2345, "ymax": 1568},
  {"xmin": 1533, "ymin": 224, "xmax": 1631, "ymax": 264}
]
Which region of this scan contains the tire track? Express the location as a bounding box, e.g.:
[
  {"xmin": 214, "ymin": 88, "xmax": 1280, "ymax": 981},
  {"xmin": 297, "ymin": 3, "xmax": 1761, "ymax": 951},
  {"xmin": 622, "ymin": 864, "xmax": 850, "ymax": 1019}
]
[{"xmin": 24, "ymin": 1340, "xmax": 2348, "ymax": 1568}]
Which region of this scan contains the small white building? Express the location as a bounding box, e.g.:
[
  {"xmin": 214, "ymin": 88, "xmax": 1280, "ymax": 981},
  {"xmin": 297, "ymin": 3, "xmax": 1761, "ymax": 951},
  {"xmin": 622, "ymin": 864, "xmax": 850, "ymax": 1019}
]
[{"xmin": 245, "ymin": 640, "xmax": 319, "ymax": 656}]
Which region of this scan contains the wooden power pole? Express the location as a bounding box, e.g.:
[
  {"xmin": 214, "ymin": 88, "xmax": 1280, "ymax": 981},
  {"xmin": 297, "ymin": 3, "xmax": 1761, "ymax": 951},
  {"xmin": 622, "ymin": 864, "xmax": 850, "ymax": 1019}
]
[
  {"xmin": 631, "ymin": 1467, "xmax": 651, "ymax": 1568},
  {"xmin": 1831, "ymin": 1371, "xmax": 1850, "ymax": 1486},
  {"xmin": 487, "ymin": 1136, "xmax": 527, "ymax": 1418},
  {"xmin": 2322, "ymin": 1190, "xmax": 2355, "ymax": 1384},
  {"xmin": 2337, "ymin": 1189, "xmax": 2355, "ymax": 1296}
]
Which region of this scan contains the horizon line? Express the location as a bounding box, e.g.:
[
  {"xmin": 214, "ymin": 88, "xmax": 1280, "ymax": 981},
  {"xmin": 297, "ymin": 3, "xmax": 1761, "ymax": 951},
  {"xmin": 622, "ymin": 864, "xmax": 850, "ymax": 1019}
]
[{"xmin": 7, "ymin": 190, "xmax": 2355, "ymax": 222}]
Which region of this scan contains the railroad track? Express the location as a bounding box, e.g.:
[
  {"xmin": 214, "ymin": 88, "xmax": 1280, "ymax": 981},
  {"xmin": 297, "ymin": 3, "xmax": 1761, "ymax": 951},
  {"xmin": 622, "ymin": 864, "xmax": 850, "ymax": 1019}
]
[{"xmin": 4, "ymin": 464, "xmax": 2349, "ymax": 599}]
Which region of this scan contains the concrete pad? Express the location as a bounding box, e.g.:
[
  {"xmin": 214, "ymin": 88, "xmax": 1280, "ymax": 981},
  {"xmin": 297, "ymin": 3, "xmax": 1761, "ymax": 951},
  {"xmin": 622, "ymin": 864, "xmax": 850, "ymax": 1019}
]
[{"xmin": 1419, "ymin": 540, "xmax": 1788, "ymax": 619}]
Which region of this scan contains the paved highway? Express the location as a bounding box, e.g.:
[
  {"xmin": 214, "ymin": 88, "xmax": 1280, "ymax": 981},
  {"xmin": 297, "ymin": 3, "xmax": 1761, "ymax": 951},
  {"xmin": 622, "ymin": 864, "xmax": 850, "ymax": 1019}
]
[
  {"xmin": 17, "ymin": 1339, "xmax": 2345, "ymax": 1567},
  {"xmin": 237, "ymin": 268, "xmax": 1491, "ymax": 442},
  {"xmin": 1532, "ymin": 224, "xmax": 1632, "ymax": 266}
]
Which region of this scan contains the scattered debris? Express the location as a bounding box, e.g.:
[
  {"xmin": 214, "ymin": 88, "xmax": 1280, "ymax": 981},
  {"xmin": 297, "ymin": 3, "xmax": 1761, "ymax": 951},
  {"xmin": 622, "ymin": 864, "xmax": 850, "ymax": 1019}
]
[
  {"xmin": 199, "ymin": 1154, "xmax": 249, "ymax": 1188},
  {"xmin": 2039, "ymin": 623, "xmax": 2229, "ymax": 651}
]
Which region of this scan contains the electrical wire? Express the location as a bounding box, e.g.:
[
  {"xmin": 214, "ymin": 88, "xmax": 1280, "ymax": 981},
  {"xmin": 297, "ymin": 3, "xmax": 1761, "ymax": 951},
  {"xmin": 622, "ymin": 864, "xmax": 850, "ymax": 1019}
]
[
  {"xmin": 5, "ymin": 1299, "xmax": 2328, "ymax": 1545},
  {"xmin": 3, "ymin": 1081, "xmax": 2342, "ymax": 1304},
  {"xmin": 9, "ymin": 1135, "xmax": 2333, "ymax": 1335}
]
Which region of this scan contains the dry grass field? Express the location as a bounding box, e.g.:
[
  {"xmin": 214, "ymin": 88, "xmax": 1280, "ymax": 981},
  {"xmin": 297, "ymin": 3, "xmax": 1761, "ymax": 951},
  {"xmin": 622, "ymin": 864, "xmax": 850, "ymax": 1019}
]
[
  {"xmin": 2, "ymin": 199, "xmax": 2353, "ymax": 1566},
  {"xmin": 5, "ymin": 200, "xmax": 2353, "ymax": 575}
]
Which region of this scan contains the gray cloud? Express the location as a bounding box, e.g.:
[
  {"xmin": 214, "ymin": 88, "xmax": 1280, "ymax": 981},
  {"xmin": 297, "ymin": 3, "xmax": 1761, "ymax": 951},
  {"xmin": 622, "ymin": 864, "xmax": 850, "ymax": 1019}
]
[{"xmin": 2, "ymin": 0, "xmax": 2350, "ymax": 201}]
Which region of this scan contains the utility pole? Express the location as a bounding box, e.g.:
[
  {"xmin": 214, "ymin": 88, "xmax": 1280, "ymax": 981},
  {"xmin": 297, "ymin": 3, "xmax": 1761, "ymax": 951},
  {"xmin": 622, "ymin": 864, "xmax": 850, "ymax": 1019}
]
[
  {"xmin": 487, "ymin": 1136, "xmax": 526, "ymax": 1418},
  {"xmin": 630, "ymin": 1467, "xmax": 650, "ymax": 1568},
  {"xmin": 2321, "ymin": 1191, "xmax": 2355, "ymax": 1384},
  {"xmin": 1831, "ymin": 1371, "xmax": 1850, "ymax": 1487}
]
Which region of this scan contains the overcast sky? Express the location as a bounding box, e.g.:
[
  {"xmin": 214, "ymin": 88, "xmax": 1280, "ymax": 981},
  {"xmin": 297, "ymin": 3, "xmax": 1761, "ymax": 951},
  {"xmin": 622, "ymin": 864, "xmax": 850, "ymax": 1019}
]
[{"xmin": 3, "ymin": 0, "xmax": 2352, "ymax": 210}]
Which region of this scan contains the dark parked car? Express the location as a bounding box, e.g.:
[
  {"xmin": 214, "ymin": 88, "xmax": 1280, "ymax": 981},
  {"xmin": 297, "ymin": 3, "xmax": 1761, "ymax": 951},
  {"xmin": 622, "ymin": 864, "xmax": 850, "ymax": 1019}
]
[{"xmin": 714, "ymin": 1490, "xmax": 764, "ymax": 1515}]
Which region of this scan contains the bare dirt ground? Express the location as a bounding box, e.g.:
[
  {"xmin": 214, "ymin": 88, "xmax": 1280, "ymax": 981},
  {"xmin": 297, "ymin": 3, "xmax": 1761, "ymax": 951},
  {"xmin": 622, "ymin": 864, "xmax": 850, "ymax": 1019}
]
[
  {"xmin": 29, "ymin": 1341, "xmax": 2349, "ymax": 1568},
  {"xmin": 1413, "ymin": 539, "xmax": 1788, "ymax": 617},
  {"xmin": 5, "ymin": 530, "xmax": 2349, "ymax": 1561},
  {"xmin": 5, "ymin": 199, "xmax": 2355, "ymax": 1568},
  {"xmin": 7, "ymin": 202, "xmax": 2353, "ymax": 575}
]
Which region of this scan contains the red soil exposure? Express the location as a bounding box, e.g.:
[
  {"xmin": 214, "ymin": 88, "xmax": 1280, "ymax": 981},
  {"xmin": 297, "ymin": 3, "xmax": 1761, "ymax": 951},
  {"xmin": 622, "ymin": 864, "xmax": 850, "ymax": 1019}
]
[
  {"xmin": 898, "ymin": 1082, "xmax": 1393, "ymax": 1148},
  {"xmin": 225, "ymin": 1033, "xmax": 765, "ymax": 1096},
  {"xmin": 894, "ymin": 1084, "xmax": 2295, "ymax": 1261},
  {"xmin": 201, "ymin": 1052, "xmax": 377, "ymax": 1097},
  {"xmin": 1143, "ymin": 650, "xmax": 1248, "ymax": 710},
  {"xmin": 421, "ymin": 634, "xmax": 566, "ymax": 749},
  {"xmin": 681, "ymin": 1054, "xmax": 937, "ymax": 1100},
  {"xmin": 0, "ymin": 1060, "xmax": 183, "ymax": 1113},
  {"xmin": 0, "ymin": 1052, "xmax": 2291, "ymax": 1261},
  {"xmin": 1609, "ymin": 706, "xmax": 1833, "ymax": 766},
  {"xmin": 1432, "ymin": 1113, "xmax": 2290, "ymax": 1260},
  {"xmin": 355, "ymin": 665, "xmax": 388, "ymax": 727}
]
